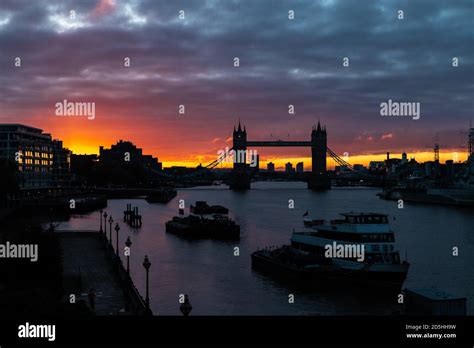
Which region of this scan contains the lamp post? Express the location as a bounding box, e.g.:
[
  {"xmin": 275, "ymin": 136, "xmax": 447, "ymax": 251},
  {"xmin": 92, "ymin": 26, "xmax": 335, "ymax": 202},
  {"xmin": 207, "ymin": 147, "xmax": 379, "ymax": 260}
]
[
  {"xmin": 99, "ymin": 209, "xmax": 103, "ymax": 233},
  {"xmin": 108, "ymin": 216, "xmax": 113, "ymax": 245},
  {"xmin": 103, "ymin": 211, "xmax": 108, "ymax": 241},
  {"xmin": 114, "ymin": 223, "xmax": 120, "ymax": 257},
  {"xmin": 180, "ymin": 294, "xmax": 193, "ymax": 316},
  {"xmin": 143, "ymin": 255, "xmax": 151, "ymax": 312},
  {"xmin": 125, "ymin": 237, "xmax": 132, "ymax": 275},
  {"xmin": 49, "ymin": 207, "xmax": 54, "ymax": 232}
]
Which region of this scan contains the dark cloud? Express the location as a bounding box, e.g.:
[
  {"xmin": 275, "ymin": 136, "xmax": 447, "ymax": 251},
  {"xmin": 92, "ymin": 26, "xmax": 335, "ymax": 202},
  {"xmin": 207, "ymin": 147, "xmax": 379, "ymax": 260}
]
[{"xmin": 0, "ymin": 0, "xmax": 472, "ymax": 156}]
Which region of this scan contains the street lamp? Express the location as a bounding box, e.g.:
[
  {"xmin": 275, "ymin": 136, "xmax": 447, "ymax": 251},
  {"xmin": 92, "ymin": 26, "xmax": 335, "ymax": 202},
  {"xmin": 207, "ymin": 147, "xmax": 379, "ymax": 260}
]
[
  {"xmin": 143, "ymin": 255, "xmax": 151, "ymax": 312},
  {"xmin": 125, "ymin": 237, "xmax": 132, "ymax": 275},
  {"xmin": 99, "ymin": 209, "xmax": 103, "ymax": 233},
  {"xmin": 103, "ymin": 211, "xmax": 108, "ymax": 240},
  {"xmin": 108, "ymin": 216, "xmax": 113, "ymax": 245},
  {"xmin": 180, "ymin": 294, "xmax": 193, "ymax": 316},
  {"xmin": 114, "ymin": 223, "xmax": 120, "ymax": 257},
  {"xmin": 49, "ymin": 207, "xmax": 54, "ymax": 232}
]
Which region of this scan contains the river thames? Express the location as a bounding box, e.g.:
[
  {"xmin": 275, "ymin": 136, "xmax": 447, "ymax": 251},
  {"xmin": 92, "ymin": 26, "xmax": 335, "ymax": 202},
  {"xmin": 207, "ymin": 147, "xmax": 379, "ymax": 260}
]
[{"xmin": 56, "ymin": 182, "xmax": 474, "ymax": 315}]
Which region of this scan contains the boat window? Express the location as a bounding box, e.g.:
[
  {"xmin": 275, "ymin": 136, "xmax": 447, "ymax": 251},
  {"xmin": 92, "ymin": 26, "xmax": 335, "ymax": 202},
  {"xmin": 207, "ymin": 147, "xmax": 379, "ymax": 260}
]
[{"xmin": 348, "ymin": 217, "xmax": 355, "ymax": 223}]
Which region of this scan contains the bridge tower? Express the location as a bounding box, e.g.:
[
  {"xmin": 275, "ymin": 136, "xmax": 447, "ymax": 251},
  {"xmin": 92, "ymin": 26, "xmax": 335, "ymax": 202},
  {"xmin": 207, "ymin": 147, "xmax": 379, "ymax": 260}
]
[
  {"xmin": 230, "ymin": 121, "xmax": 251, "ymax": 190},
  {"xmin": 308, "ymin": 121, "xmax": 331, "ymax": 190}
]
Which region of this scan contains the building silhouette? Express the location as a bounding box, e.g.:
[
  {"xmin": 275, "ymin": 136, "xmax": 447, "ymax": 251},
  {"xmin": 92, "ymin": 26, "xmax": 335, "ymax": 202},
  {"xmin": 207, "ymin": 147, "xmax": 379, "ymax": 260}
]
[
  {"xmin": 267, "ymin": 162, "xmax": 275, "ymax": 172},
  {"xmin": 0, "ymin": 124, "xmax": 71, "ymax": 188},
  {"xmin": 100, "ymin": 140, "xmax": 162, "ymax": 171},
  {"xmin": 52, "ymin": 140, "xmax": 72, "ymax": 187},
  {"xmin": 296, "ymin": 162, "xmax": 304, "ymax": 173}
]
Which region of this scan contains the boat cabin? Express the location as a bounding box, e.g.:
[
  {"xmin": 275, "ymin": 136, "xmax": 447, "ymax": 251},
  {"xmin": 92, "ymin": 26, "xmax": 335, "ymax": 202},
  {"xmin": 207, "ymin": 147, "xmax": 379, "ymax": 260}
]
[{"xmin": 339, "ymin": 213, "xmax": 389, "ymax": 225}]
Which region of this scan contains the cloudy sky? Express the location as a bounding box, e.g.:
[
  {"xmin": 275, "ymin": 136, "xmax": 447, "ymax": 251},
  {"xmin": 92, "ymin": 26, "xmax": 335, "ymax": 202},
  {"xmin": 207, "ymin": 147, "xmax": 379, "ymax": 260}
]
[{"xmin": 0, "ymin": 0, "xmax": 472, "ymax": 167}]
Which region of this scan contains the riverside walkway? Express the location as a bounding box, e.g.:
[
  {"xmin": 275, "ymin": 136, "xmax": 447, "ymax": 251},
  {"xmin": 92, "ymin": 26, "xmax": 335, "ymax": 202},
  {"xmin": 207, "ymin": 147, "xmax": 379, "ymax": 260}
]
[{"xmin": 58, "ymin": 230, "xmax": 150, "ymax": 316}]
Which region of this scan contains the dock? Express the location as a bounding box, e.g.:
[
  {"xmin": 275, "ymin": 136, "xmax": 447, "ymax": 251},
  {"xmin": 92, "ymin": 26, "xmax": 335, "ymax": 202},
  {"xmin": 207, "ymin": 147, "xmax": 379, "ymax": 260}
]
[
  {"xmin": 123, "ymin": 204, "xmax": 142, "ymax": 227},
  {"xmin": 58, "ymin": 230, "xmax": 151, "ymax": 315}
]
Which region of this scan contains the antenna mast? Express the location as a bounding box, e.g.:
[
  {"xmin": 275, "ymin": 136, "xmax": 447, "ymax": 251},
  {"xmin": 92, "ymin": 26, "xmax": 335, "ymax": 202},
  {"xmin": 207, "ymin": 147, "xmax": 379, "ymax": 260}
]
[{"xmin": 434, "ymin": 133, "xmax": 440, "ymax": 162}]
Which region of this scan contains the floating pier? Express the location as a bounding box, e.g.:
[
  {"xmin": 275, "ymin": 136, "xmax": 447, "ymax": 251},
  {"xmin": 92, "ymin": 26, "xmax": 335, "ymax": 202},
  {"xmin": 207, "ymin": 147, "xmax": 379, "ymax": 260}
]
[{"xmin": 123, "ymin": 204, "xmax": 142, "ymax": 227}]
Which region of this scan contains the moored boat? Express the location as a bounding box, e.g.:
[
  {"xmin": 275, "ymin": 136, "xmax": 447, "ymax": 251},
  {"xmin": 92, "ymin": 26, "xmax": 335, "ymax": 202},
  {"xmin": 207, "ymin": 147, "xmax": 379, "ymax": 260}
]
[
  {"xmin": 378, "ymin": 186, "xmax": 474, "ymax": 207},
  {"xmin": 190, "ymin": 201, "xmax": 229, "ymax": 215},
  {"xmin": 252, "ymin": 212, "xmax": 410, "ymax": 293},
  {"xmin": 145, "ymin": 188, "xmax": 177, "ymax": 203},
  {"xmin": 165, "ymin": 214, "xmax": 240, "ymax": 240}
]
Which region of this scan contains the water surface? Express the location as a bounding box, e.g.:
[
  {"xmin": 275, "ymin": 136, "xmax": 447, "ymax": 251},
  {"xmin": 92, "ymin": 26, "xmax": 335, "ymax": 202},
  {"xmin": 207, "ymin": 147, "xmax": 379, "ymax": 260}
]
[{"xmin": 58, "ymin": 182, "xmax": 474, "ymax": 315}]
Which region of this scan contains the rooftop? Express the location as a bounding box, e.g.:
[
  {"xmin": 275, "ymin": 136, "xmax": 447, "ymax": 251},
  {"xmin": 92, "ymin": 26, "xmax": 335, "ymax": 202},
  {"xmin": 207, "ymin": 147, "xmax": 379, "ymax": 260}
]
[
  {"xmin": 0, "ymin": 123, "xmax": 43, "ymax": 133},
  {"xmin": 407, "ymin": 288, "xmax": 466, "ymax": 301}
]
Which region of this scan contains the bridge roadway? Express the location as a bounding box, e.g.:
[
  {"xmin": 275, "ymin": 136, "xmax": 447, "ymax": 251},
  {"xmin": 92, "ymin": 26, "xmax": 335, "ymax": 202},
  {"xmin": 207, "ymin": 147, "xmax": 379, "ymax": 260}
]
[{"xmin": 246, "ymin": 140, "xmax": 311, "ymax": 147}]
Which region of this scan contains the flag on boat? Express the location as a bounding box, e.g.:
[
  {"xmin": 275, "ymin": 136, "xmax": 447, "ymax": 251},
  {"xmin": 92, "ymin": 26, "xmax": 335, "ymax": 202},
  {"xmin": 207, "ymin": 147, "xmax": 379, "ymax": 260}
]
[{"xmin": 303, "ymin": 210, "xmax": 308, "ymax": 217}]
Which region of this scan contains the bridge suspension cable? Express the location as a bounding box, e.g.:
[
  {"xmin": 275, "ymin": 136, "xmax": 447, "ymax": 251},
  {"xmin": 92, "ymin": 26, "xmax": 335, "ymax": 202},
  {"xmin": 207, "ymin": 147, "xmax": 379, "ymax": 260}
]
[
  {"xmin": 205, "ymin": 147, "xmax": 234, "ymax": 169},
  {"xmin": 326, "ymin": 147, "xmax": 354, "ymax": 171}
]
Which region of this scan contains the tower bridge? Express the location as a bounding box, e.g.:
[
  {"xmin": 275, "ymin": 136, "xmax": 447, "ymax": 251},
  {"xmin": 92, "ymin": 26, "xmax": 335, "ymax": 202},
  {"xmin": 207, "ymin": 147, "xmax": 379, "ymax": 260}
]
[{"xmin": 205, "ymin": 121, "xmax": 352, "ymax": 191}]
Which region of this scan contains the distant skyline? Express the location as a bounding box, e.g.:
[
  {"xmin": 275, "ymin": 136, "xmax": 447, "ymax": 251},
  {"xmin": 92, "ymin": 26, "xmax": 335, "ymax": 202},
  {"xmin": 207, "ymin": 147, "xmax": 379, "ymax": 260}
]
[{"xmin": 0, "ymin": 0, "xmax": 472, "ymax": 168}]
